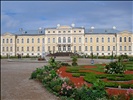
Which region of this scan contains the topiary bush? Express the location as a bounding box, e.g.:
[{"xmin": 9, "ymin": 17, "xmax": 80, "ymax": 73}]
[{"xmin": 72, "ymin": 56, "xmax": 78, "ymax": 66}]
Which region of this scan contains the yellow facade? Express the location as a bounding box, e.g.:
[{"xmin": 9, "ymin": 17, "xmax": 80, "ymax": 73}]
[{"xmin": 1, "ymin": 25, "xmax": 133, "ymax": 56}]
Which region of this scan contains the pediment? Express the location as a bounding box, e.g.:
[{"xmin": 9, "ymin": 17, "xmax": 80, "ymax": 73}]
[{"xmin": 2, "ymin": 32, "xmax": 15, "ymax": 36}]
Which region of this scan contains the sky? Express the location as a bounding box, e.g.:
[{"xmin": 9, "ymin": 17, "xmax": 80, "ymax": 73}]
[{"xmin": 1, "ymin": 1, "xmax": 133, "ymax": 34}]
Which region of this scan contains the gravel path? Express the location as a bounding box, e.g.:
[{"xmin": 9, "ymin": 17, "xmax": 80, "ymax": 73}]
[{"xmin": 1, "ymin": 59, "xmax": 59, "ymax": 100}]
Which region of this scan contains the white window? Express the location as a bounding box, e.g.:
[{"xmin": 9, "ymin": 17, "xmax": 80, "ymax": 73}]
[
  {"xmin": 79, "ymin": 38, "xmax": 81, "ymax": 43},
  {"xmin": 10, "ymin": 47, "xmax": 12, "ymax": 51},
  {"xmin": 58, "ymin": 37, "xmax": 61, "ymax": 43},
  {"xmin": 38, "ymin": 38, "xmax": 40, "ymax": 43},
  {"xmin": 27, "ymin": 47, "xmax": 29, "ymax": 51},
  {"xmin": 10, "ymin": 39, "xmax": 12, "ymax": 43},
  {"xmin": 85, "ymin": 46, "xmax": 88, "ymax": 51},
  {"xmin": 124, "ymin": 37, "xmax": 126, "ymax": 42},
  {"xmin": 48, "ymin": 38, "xmax": 50, "ymax": 43},
  {"xmin": 48, "ymin": 31, "xmax": 50, "ymax": 33},
  {"xmin": 96, "ymin": 46, "xmax": 99, "ymax": 51},
  {"xmin": 68, "ymin": 46, "xmax": 71, "ymax": 51},
  {"xmin": 53, "ymin": 38, "xmax": 55, "ymax": 43},
  {"xmin": 63, "ymin": 31, "xmax": 66, "ymax": 33},
  {"xmin": 113, "ymin": 46, "xmax": 115, "ymax": 51},
  {"xmin": 102, "ymin": 38, "xmax": 104, "ymax": 42},
  {"xmin": 124, "ymin": 46, "xmax": 126, "ymax": 51},
  {"xmin": 53, "ymin": 31, "xmax": 55, "ymax": 33},
  {"xmin": 58, "ymin": 31, "xmax": 61, "ymax": 33},
  {"xmin": 85, "ymin": 38, "xmax": 88, "ymax": 43},
  {"xmin": 32, "ymin": 38, "xmax": 34, "ymax": 43},
  {"xmin": 3, "ymin": 47, "xmax": 4, "ymax": 51},
  {"xmin": 53, "ymin": 46, "xmax": 55, "ymax": 51},
  {"xmin": 96, "ymin": 38, "xmax": 99, "ymax": 42},
  {"xmin": 22, "ymin": 39, "xmax": 24, "ymax": 43},
  {"xmin": 108, "ymin": 46, "xmax": 110, "ymax": 51},
  {"xmin": 108, "ymin": 38, "xmax": 110, "ymax": 42},
  {"xmin": 63, "ymin": 46, "xmax": 66, "ymax": 51},
  {"xmin": 74, "ymin": 46, "xmax": 76, "ymax": 51},
  {"xmin": 63, "ymin": 37, "xmax": 66, "ymax": 43},
  {"xmin": 102, "ymin": 46, "xmax": 104, "ymax": 51},
  {"xmin": 32, "ymin": 47, "xmax": 34, "ymax": 51},
  {"xmin": 3, "ymin": 39, "xmax": 5, "ymax": 43},
  {"xmin": 42, "ymin": 38, "xmax": 45, "ymax": 43},
  {"xmin": 27, "ymin": 38, "xmax": 29, "ymax": 43},
  {"xmin": 6, "ymin": 39, "xmax": 8, "ymax": 43},
  {"xmin": 17, "ymin": 39, "xmax": 19, "ymax": 43},
  {"xmin": 58, "ymin": 46, "xmax": 61, "ymax": 51},
  {"xmin": 68, "ymin": 37, "xmax": 71, "ymax": 43},
  {"xmin": 120, "ymin": 46, "xmax": 122, "ymax": 51},
  {"xmin": 38, "ymin": 46, "xmax": 40, "ymax": 51},
  {"xmin": 74, "ymin": 38, "xmax": 76, "ymax": 43},
  {"xmin": 120, "ymin": 37, "xmax": 122, "ymax": 42},
  {"xmin": 129, "ymin": 37, "xmax": 131, "ymax": 42},
  {"xmin": 48, "ymin": 46, "xmax": 50, "ymax": 51},
  {"xmin": 22, "ymin": 47, "xmax": 24, "ymax": 51},
  {"xmin": 68, "ymin": 31, "xmax": 70, "ymax": 33},
  {"xmin": 79, "ymin": 46, "xmax": 81, "ymax": 51},
  {"xmin": 90, "ymin": 46, "xmax": 93, "ymax": 51},
  {"xmin": 113, "ymin": 37, "xmax": 115, "ymax": 42},
  {"xmin": 129, "ymin": 46, "xmax": 131, "ymax": 51},
  {"xmin": 90, "ymin": 38, "xmax": 92, "ymax": 43}
]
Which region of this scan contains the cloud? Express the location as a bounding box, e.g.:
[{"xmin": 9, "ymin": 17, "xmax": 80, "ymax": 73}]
[{"xmin": 1, "ymin": 1, "xmax": 133, "ymax": 33}]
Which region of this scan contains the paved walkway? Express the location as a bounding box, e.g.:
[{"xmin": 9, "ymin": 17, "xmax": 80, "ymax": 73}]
[
  {"xmin": 1, "ymin": 59, "xmax": 59, "ymax": 100},
  {"xmin": 1, "ymin": 57, "xmax": 115, "ymax": 100}
]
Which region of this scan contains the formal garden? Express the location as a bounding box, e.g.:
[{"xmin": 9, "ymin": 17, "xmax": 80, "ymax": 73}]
[{"xmin": 30, "ymin": 55, "xmax": 133, "ymax": 100}]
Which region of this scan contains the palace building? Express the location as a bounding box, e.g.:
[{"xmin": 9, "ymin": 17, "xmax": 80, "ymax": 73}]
[{"xmin": 1, "ymin": 24, "xmax": 133, "ymax": 57}]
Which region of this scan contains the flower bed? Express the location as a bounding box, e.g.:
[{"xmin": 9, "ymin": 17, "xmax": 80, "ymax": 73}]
[{"xmin": 31, "ymin": 58, "xmax": 133, "ymax": 100}]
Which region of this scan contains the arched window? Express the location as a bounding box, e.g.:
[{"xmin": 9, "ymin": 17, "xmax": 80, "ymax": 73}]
[
  {"xmin": 124, "ymin": 37, "xmax": 126, "ymax": 42},
  {"xmin": 22, "ymin": 38, "xmax": 24, "ymax": 43},
  {"xmin": 90, "ymin": 38, "xmax": 92, "ymax": 43},
  {"xmin": 6, "ymin": 39, "xmax": 8, "ymax": 43},
  {"xmin": 102, "ymin": 38, "xmax": 104, "ymax": 42},
  {"xmin": 38, "ymin": 38, "xmax": 40, "ymax": 43},
  {"xmin": 68, "ymin": 37, "xmax": 71, "ymax": 43},
  {"xmin": 113, "ymin": 37, "xmax": 115, "ymax": 42},
  {"xmin": 96, "ymin": 38, "xmax": 99, "ymax": 42},
  {"xmin": 79, "ymin": 38, "xmax": 81, "ymax": 43},
  {"xmin": 85, "ymin": 38, "xmax": 87, "ymax": 43},
  {"xmin": 129, "ymin": 37, "xmax": 131, "ymax": 42},
  {"xmin": 27, "ymin": 38, "xmax": 29, "ymax": 43},
  {"xmin": 63, "ymin": 37, "xmax": 66, "ymax": 43},
  {"xmin": 58, "ymin": 37, "xmax": 61, "ymax": 43},
  {"xmin": 3, "ymin": 39, "xmax": 5, "ymax": 43},
  {"xmin": 108, "ymin": 37, "xmax": 110, "ymax": 42},
  {"xmin": 32, "ymin": 38, "xmax": 34, "ymax": 43},
  {"xmin": 74, "ymin": 38, "xmax": 76, "ymax": 43},
  {"xmin": 17, "ymin": 39, "xmax": 19, "ymax": 43},
  {"xmin": 10, "ymin": 39, "xmax": 12, "ymax": 43},
  {"xmin": 42, "ymin": 38, "xmax": 45, "ymax": 43},
  {"xmin": 120, "ymin": 37, "xmax": 122, "ymax": 42}
]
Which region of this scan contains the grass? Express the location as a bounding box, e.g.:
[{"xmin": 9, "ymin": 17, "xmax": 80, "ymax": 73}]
[{"xmin": 65, "ymin": 62, "xmax": 133, "ymax": 88}]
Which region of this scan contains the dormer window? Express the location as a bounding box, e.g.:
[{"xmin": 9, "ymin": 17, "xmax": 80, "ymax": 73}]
[
  {"xmin": 68, "ymin": 31, "xmax": 70, "ymax": 33},
  {"xmin": 74, "ymin": 31, "xmax": 76, "ymax": 33},
  {"xmin": 53, "ymin": 31, "xmax": 55, "ymax": 33},
  {"xmin": 63, "ymin": 31, "xmax": 66, "ymax": 33},
  {"xmin": 79, "ymin": 31, "xmax": 81, "ymax": 33},
  {"xmin": 58, "ymin": 31, "xmax": 61, "ymax": 33},
  {"xmin": 48, "ymin": 31, "xmax": 50, "ymax": 33}
]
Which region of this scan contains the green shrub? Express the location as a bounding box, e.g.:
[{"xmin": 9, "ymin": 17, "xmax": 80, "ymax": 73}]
[
  {"xmin": 61, "ymin": 62, "xmax": 71, "ymax": 66},
  {"xmin": 72, "ymin": 56, "xmax": 78, "ymax": 66},
  {"xmin": 104, "ymin": 61, "xmax": 125, "ymax": 74},
  {"xmin": 72, "ymin": 73, "xmax": 80, "ymax": 77}
]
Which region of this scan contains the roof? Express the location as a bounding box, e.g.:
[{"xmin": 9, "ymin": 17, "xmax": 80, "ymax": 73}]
[
  {"xmin": 85, "ymin": 28, "xmax": 120, "ymax": 34},
  {"xmin": 14, "ymin": 30, "xmax": 45, "ymax": 36}
]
